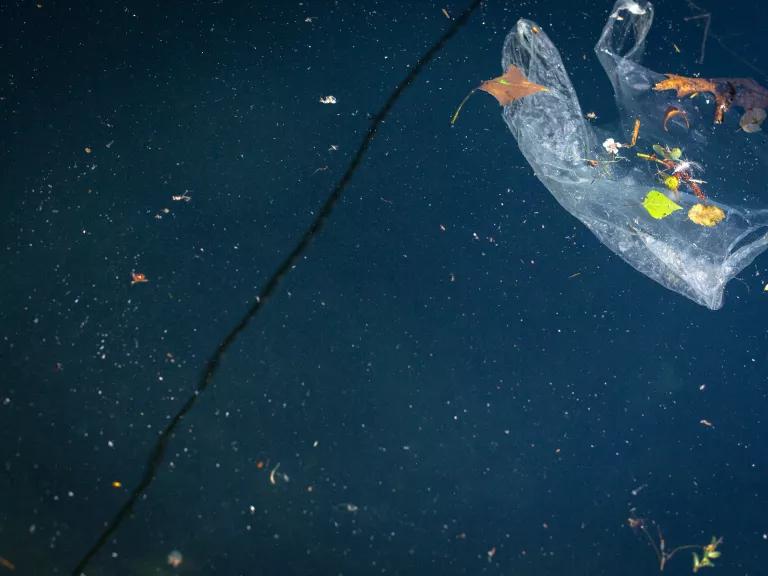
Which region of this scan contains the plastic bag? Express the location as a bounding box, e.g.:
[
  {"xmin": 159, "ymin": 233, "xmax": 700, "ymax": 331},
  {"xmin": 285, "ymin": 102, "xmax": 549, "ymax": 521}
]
[{"xmin": 501, "ymin": 0, "xmax": 768, "ymax": 309}]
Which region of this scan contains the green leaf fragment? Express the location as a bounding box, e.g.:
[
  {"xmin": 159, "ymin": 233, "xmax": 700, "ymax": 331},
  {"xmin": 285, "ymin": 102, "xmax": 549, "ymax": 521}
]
[
  {"xmin": 642, "ymin": 189, "xmax": 683, "ymax": 219},
  {"xmin": 652, "ymin": 144, "xmax": 682, "ymax": 160}
]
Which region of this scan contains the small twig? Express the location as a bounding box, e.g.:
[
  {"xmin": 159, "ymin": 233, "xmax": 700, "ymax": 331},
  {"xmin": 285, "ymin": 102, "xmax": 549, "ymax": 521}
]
[
  {"xmin": 629, "ymin": 517, "xmax": 705, "ymax": 571},
  {"xmin": 685, "ymin": 0, "xmax": 768, "ymax": 80},
  {"xmin": 684, "ymin": 12, "xmax": 711, "ymax": 65}
]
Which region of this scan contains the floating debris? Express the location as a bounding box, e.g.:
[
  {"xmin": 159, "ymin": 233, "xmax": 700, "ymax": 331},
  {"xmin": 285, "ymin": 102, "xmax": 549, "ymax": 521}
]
[
  {"xmin": 167, "ymin": 549, "xmax": 183, "ymax": 568},
  {"xmin": 130, "ymin": 272, "xmax": 149, "ymax": 285}
]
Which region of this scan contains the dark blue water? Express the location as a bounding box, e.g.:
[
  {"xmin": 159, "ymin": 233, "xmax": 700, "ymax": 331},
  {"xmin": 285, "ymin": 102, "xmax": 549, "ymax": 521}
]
[{"xmin": 2, "ymin": 1, "xmax": 766, "ymax": 574}]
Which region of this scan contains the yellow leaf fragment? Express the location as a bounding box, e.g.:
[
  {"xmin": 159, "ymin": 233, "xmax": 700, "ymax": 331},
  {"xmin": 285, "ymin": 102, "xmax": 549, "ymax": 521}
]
[
  {"xmin": 688, "ymin": 204, "xmax": 725, "ymax": 227},
  {"xmin": 664, "ymin": 175, "xmax": 680, "ymax": 192}
]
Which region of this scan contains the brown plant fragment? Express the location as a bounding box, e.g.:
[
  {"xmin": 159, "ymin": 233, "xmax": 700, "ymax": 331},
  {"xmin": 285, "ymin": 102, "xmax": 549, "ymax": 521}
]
[{"xmin": 654, "ymin": 73, "xmax": 768, "ymax": 124}]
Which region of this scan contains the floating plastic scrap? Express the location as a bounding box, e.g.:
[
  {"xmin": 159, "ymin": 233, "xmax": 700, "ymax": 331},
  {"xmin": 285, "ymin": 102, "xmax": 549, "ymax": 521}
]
[{"xmin": 498, "ymin": 0, "xmax": 768, "ymax": 309}]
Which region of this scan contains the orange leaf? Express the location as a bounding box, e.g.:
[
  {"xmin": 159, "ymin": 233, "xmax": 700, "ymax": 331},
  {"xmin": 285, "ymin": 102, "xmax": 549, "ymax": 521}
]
[
  {"xmin": 654, "ymin": 74, "xmax": 717, "ymax": 98},
  {"xmin": 654, "ymin": 73, "xmax": 768, "ymax": 124},
  {"xmin": 451, "ymin": 66, "xmax": 548, "ymax": 124},
  {"xmin": 654, "ymin": 74, "xmax": 727, "ymax": 122},
  {"xmin": 478, "ymin": 65, "xmax": 548, "ymax": 106},
  {"xmin": 663, "ymin": 106, "xmax": 689, "ymax": 131},
  {"xmin": 624, "ymin": 118, "xmax": 641, "ymax": 148}
]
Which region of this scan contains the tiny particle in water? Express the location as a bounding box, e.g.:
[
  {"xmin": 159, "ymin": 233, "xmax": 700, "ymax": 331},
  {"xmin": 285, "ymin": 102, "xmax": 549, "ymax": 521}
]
[
  {"xmin": 131, "ymin": 272, "xmax": 149, "ymax": 285},
  {"xmin": 269, "ymin": 462, "xmax": 281, "ymax": 485},
  {"xmin": 167, "ymin": 549, "xmax": 183, "ymax": 568}
]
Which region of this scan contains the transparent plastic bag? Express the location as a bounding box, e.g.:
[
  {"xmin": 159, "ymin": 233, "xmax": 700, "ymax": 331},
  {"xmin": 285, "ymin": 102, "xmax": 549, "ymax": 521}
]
[{"xmin": 501, "ymin": 0, "xmax": 768, "ymax": 309}]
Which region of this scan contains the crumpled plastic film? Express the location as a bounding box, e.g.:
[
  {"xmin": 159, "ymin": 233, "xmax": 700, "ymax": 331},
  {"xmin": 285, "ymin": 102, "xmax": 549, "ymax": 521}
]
[{"xmin": 501, "ymin": 0, "xmax": 768, "ymax": 309}]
